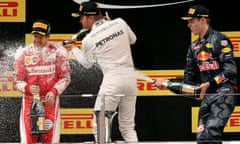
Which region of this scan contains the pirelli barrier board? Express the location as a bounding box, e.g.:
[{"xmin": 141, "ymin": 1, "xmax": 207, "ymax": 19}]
[
  {"xmin": 0, "ymin": 0, "xmax": 26, "ymax": 22},
  {"xmin": 1, "ymin": 69, "xmax": 240, "ymax": 134},
  {"xmin": 191, "ymin": 107, "xmax": 240, "ymax": 133},
  {"xmin": 60, "ymin": 107, "xmax": 240, "ymax": 134},
  {"xmin": 61, "ymin": 108, "xmax": 93, "ymax": 134}
]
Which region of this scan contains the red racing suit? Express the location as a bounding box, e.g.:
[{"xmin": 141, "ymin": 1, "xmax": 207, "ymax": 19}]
[{"xmin": 13, "ymin": 42, "xmax": 71, "ymax": 144}]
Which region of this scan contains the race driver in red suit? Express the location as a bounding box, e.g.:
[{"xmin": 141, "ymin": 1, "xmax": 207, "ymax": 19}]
[{"xmin": 13, "ymin": 19, "xmax": 71, "ymax": 144}]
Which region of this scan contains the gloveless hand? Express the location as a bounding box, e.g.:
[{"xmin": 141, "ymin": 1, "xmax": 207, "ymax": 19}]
[
  {"xmin": 30, "ymin": 84, "xmax": 40, "ymax": 95},
  {"xmin": 195, "ymin": 82, "xmax": 210, "ymax": 101},
  {"xmin": 154, "ymin": 79, "xmax": 169, "ymax": 89}
]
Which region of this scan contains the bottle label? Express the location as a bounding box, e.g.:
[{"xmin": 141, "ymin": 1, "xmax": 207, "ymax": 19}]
[
  {"xmin": 33, "ymin": 94, "xmax": 40, "ymax": 100},
  {"xmin": 181, "ymin": 84, "xmax": 200, "ymax": 98},
  {"xmin": 37, "ymin": 117, "xmax": 45, "ymax": 131},
  {"xmin": 182, "ymin": 84, "xmax": 195, "ymax": 93}
]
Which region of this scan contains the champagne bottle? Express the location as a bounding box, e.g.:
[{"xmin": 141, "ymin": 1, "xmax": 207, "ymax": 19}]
[
  {"xmin": 62, "ymin": 28, "xmax": 90, "ymax": 45},
  {"xmin": 30, "ymin": 84, "xmax": 45, "ymax": 135},
  {"xmin": 154, "ymin": 78, "xmax": 200, "ymax": 98}
]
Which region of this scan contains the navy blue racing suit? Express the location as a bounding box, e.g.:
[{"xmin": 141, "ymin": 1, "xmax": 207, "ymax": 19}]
[{"xmin": 184, "ymin": 27, "xmax": 238, "ymax": 144}]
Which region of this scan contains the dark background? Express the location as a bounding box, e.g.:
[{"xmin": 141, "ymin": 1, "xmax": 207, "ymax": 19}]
[{"xmin": 0, "ymin": 0, "xmax": 240, "ymax": 142}]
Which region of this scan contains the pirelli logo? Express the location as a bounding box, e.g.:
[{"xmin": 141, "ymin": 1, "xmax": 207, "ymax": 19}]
[
  {"xmin": 0, "ymin": 0, "xmax": 25, "ymax": 22},
  {"xmin": 192, "ymin": 106, "xmax": 240, "ymax": 132},
  {"xmin": 61, "ymin": 108, "xmax": 94, "ymax": 134},
  {"xmin": 0, "ymin": 71, "xmax": 22, "ymax": 97},
  {"xmin": 137, "ymin": 70, "xmax": 184, "ymax": 96}
]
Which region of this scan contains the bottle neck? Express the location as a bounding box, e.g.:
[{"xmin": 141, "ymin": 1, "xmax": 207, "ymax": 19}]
[
  {"xmin": 181, "ymin": 83, "xmax": 197, "ymax": 94},
  {"xmin": 33, "ymin": 93, "xmax": 40, "ymax": 100},
  {"xmin": 162, "ymin": 81, "xmax": 169, "ymax": 87}
]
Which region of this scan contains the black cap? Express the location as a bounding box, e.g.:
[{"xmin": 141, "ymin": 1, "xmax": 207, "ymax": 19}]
[
  {"xmin": 32, "ymin": 20, "xmax": 51, "ymax": 36},
  {"xmin": 181, "ymin": 5, "xmax": 209, "ymax": 20},
  {"xmin": 72, "ymin": 1, "xmax": 101, "ymax": 17}
]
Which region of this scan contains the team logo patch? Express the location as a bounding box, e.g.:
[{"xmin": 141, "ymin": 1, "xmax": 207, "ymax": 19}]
[
  {"xmin": 197, "ymin": 51, "xmax": 212, "ymax": 61},
  {"xmin": 25, "ymin": 57, "xmax": 32, "ymax": 65},
  {"xmin": 214, "ymin": 74, "xmax": 226, "ymax": 84},
  {"xmin": 220, "ymin": 40, "xmax": 228, "ymax": 46},
  {"xmin": 32, "ymin": 56, "xmax": 38, "ymax": 64},
  {"xmin": 25, "ymin": 56, "xmax": 39, "ymax": 65},
  {"xmin": 221, "ymin": 47, "xmax": 231, "ymax": 53},
  {"xmin": 45, "ymin": 53, "xmax": 56, "ymax": 62},
  {"xmin": 44, "ymin": 53, "xmax": 48, "ymax": 59},
  {"xmin": 205, "ymin": 43, "xmax": 213, "ymax": 48}
]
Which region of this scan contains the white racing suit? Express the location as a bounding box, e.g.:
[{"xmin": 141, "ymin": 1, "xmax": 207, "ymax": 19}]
[
  {"xmin": 13, "ymin": 43, "xmax": 71, "ymax": 144},
  {"xmin": 71, "ymin": 18, "xmax": 138, "ymax": 143}
]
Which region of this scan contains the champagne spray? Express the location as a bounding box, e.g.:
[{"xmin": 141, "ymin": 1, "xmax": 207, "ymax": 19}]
[{"xmin": 62, "ymin": 28, "xmax": 90, "ymax": 45}]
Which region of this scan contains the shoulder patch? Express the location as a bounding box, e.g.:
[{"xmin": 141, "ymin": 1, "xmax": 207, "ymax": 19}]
[
  {"xmin": 220, "ymin": 40, "xmax": 228, "ymax": 47},
  {"xmin": 221, "ymin": 47, "xmax": 231, "ymax": 53}
]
